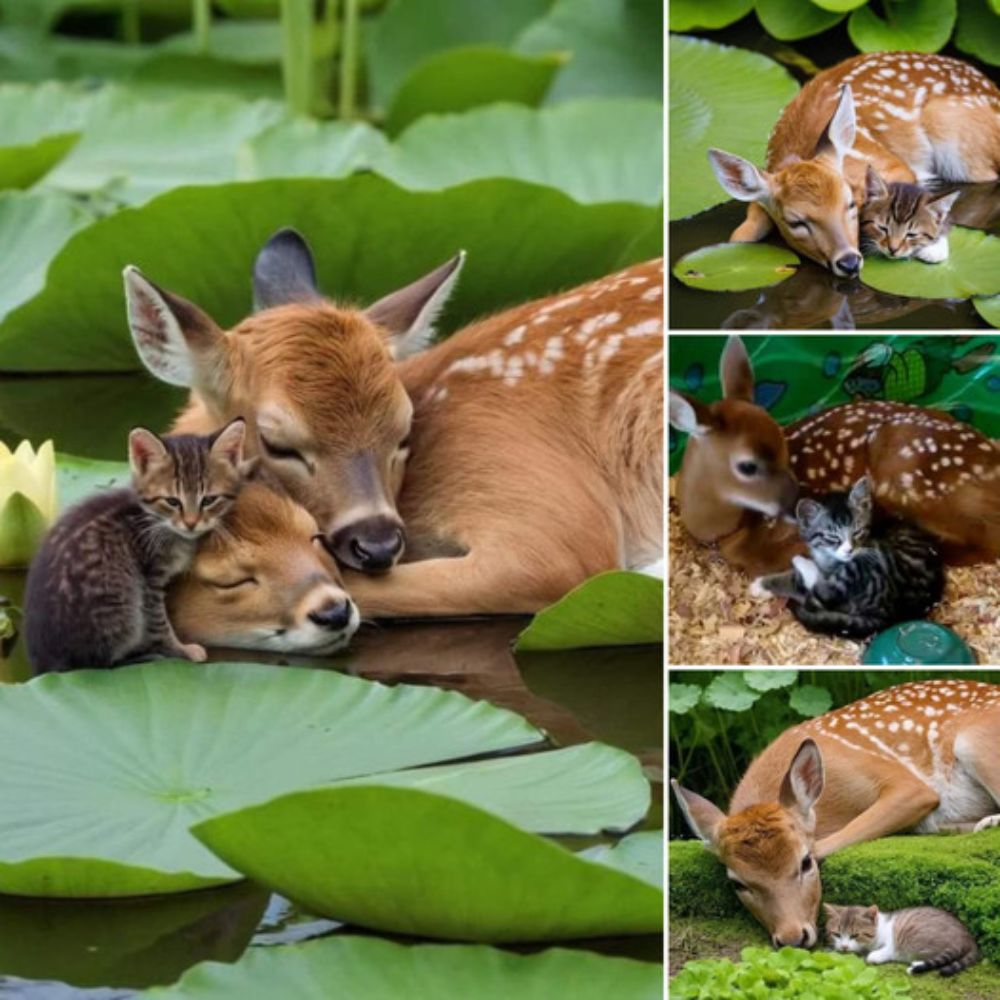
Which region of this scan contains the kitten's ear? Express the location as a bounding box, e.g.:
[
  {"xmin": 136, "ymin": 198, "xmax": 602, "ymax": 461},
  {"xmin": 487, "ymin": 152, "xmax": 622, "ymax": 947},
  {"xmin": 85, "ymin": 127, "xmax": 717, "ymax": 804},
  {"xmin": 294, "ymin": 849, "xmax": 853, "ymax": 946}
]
[
  {"xmin": 849, "ymin": 476, "xmax": 872, "ymax": 518},
  {"xmin": 129, "ymin": 427, "xmax": 168, "ymax": 476},
  {"xmin": 926, "ymin": 189, "xmax": 960, "ymax": 224},
  {"xmin": 796, "ymin": 498, "xmax": 822, "ymax": 527},
  {"xmin": 823, "ymin": 903, "xmax": 838, "ymax": 920},
  {"xmin": 252, "ymin": 228, "xmax": 321, "ymax": 311},
  {"xmin": 670, "ymin": 780, "xmax": 726, "ymax": 853},
  {"xmin": 866, "ymin": 905, "xmax": 879, "ymax": 920},
  {"xmin": 669, "ymin": 390, "xmax": 715, "ymax": 436},
  {"xmin": 209, "ymin": 417, "xmax": 247, "ymax": 470},
  {"xmin": 865, "ymin": 164, "xmax": 889, "ymax": 202},
  {"xmin": 124, "ymin": 267, "xmax": 226, "ymax": 391}
]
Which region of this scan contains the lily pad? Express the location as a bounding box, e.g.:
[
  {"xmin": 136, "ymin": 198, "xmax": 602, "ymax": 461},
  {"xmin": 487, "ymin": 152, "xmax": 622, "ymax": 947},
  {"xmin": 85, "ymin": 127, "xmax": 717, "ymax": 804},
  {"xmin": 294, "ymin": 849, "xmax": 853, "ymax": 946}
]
[
  {"xmin": 144, "ymin": 936, "xmax": 663, "ymax": 999},
  {"xmin": 669, "ymin": 37, "xmax": 798, "ymax": 220},
  {"xmin": 515, "ymin": 571, "xmax": 663, "ymax": 651},
  {"xmin": 973, "ymin": 294, "xmax": 1000, "ymax": 327},
  {"xmin": 378, "ymin": 100, "xmax": 663, "ymax": 205},
  {"xmin": 667, "ymin": 683, "xmax": 702, "ymax": 715},
  {"xmin": 848, "ymin": 0, "xmax": 957, "ymax": 52},
  {"xmin": 579, "ymin": 830, "xmax": 663, "ymax": 888},
  {"xmin": 0, "ymin": 661, "xmax": 613, "ymax": 897},
  {"xmin": 193, "ymin": 786, "xmax": 663, "ymax": 941},
  {"xmin": 55, "ymin": 453, "xmax": 130, "ymax": 512},
  {"xmin": 669, "ymin": 0, "xmax": 753, "ymax": 31},
  {"xmin": 158, "ymin": 21, "xmax": 285, "ymax": 64},
  {"xmin": 861, "ymin": 227, "xmax": 1000, "ymax": 299},
  {"xmin": 955, "ymin": 0, "xmax": 1000, "ymax": 66},
  {"xmin": 0, "ymin": 175, "xmax": 661, "ymax": 372},
  {"xmin": 755, "ymin": 0, "xmax": 845, "ymax": 40},
  {"xmin": 671, "ymin": 242, "xmax": 800, "ymax": 291},
  {"xmin": 384, "ymin": 46, "xmax": 565, "ymax": 137},
  {"xmin": 810, "ymin": 0, "xmax": 867, "ymax": 10}
]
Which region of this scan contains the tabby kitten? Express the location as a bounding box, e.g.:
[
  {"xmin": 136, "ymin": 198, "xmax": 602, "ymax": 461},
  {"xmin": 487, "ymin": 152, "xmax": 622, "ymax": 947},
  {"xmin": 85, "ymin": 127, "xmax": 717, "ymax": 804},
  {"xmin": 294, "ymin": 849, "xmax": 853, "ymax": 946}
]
[
  {"xmin": 750, "ymin": 476, "xmax": 944, "ymax": 639},
  {"xmin": 861, "ymin": 165, "xmax": 960, "ymax": 264},
  {"xmin": 825, "ymin": 903, "xmax": 980, "ymax": 977},
  {"xmin": 25, "ymin": 419, "xmax": 251, "ymax": 673}
]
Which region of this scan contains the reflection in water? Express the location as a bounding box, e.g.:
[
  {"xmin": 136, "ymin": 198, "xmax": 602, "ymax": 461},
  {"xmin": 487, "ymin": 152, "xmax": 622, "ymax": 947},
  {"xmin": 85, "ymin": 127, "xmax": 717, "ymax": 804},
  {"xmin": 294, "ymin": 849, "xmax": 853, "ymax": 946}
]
[{"xmin": 0, "ymin": 582, "xmax": 664, "ymax": 991}]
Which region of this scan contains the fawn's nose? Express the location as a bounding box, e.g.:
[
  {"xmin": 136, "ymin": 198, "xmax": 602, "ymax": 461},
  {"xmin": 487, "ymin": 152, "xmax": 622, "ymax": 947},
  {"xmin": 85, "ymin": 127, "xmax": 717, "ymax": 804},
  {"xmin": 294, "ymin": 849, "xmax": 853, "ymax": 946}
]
[
  {"xmin": 330, "ymin": 516, "xmax": 405, "ymax": 573},
  {"xmin": 308, "ymin": 599, "xmax": 354, "ymax": 631},
  {"xmin": 832, "ymin": 252, "xmax": 861, "ymax": 278},
  {"xmin": 772, "ymin": 926, "xmax": 813, "ymax": 949}
]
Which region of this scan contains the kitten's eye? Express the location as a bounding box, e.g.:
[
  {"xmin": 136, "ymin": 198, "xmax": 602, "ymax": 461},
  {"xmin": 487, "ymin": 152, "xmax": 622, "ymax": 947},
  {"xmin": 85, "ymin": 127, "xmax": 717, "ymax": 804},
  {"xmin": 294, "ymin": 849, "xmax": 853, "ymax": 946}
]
[
  {"xmin": 200, "ymin": 495, "xmax": 221, "ymax": 509},
  {"xmin": 876, "ymin": 224, "xmax": 888, "ymax": 234},
  {"xmin": 163, "ymin": 497, "xmax": 182, "ymax": 510},
  {"xmin": 736, "ymin": 460, "xmax": 759, "ymax": 477},
  {"xmin": 801, "ymin": 855, "xmax": 814, "ymax": 874},
  {"xmin": 261, "ymin": 436, "xmax": 308, "ymax": 467},
  {"xmin": 210, "ymin": 577, "xmax": 257, "ymax": 590}
]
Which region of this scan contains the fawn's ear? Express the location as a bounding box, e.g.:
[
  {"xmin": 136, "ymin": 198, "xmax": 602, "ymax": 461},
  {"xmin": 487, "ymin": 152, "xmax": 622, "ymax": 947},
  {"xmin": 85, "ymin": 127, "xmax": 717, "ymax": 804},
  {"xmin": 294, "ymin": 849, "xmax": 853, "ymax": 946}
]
[
  {"xmin": 708, "ymin": 148, "xmax": 771, "ymax": 202},
  {"xmin": 669, "ymin": 390, "xmax": 714, "ymax": 437},
  {"xmin": 124, "ymin": 267, "xmax": 225, "ymax": 390},
  {"xmin": 780, "ymin": 739, "xmax": 825, "ymax": 825},
  {"xmin": 366, "ymin": 252, "xmax": 466, "ymax": 360},
  {"xmin": 815, "ymin": 85, "xmax": 856, "ymax": 167},
  {"xmin": 671, "ymin": 779, "xmax": 726, "ymax": 853},
  {"xmin": 128, "ymin": 427, "xmax": 168, "ymax": 476},
  {"xmin": 252, "ymin": 228, "xmax": 322, "ymax": 311},
  {"xmin": 720, "ymin": 335, "xmax": 755, "ymax": 402}
]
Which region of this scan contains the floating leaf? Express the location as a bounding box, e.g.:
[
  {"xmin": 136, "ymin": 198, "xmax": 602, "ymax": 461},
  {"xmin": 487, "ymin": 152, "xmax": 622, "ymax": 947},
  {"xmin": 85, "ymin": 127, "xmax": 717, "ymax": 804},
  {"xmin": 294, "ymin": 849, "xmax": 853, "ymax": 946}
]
[
  {"xmin": 379, "ymin": 100, "xmax": 662, "ymax": 205},
  {"xmin": 515, "ymin": 571, "xmax": 663, "ymax": 651},
  {"xmin": 669, "ymin": 37, "xmax": 798, "ymax": 220},
  {"xmin": 669, "ymin": 0, "xmax": 753, "ymax": 31},
  {"xmin": 703, "ymin": 672, "xmax": 760, "ymax": 712},
  {"xmin": 861, "ymin": 227, "xmax": 1000, "ymax": 299},
  {"xmin": 743, "ymin": 669, "xmax": 798, "ymax": 692},
  {"xmin": 516, "ymin": 0, "xmax": 662, "ymax": 104},
  {"xmin": 579, "ymin": 830, "xmax": 663, "ymax": 889},
  {"xmin": 788, "ymin": 684, "xmax": 833, "ymax": 717},
  {"xmin": 809, "ymin": 0, "xmax": 867, "ymax": 11},
  {"xmin": 55, "ymin": 453, "xmax": 130, "ymax": 512},
  {"xmin": 0, "ymin": 176, "xmax": 660, "ymax": 372},
  {"xmin": 954, "ymin": 0, "xmax": 1000, "ymax": 66},
  {"xmin": 848, "ymin": 0, "xmax": 957, "ymax": 52},
  {"xmin": 193, "ymin": 787, "xmax": 662, "ymax": 941},
  {"xmin": 672, "ymin": 242, "xmax": 800, "ymax": 291},
  {"xmin": 668, "ymin": 683, "xmax": 702, "ymax": 715},
  {"xmin": 755, "ymin": 0, "xmax": 845, "ymax": 40},
  {"xmin": 145, "ymin": 936, "xmax": 663, "ymax": 999},
  {"xmin": 0, "ymin": 661, "xmax": 578, "ymax": 897},
  {"xmin": 158, "ymin": 21, "xmax": 284, "ymax": 64},
  {"xmin": 384, "ymin": 46, "xmax": 565, "ymax": 136},
  {"xmin": 974, "ymin": 294, "xmax": 1000, "ymax": 327}
]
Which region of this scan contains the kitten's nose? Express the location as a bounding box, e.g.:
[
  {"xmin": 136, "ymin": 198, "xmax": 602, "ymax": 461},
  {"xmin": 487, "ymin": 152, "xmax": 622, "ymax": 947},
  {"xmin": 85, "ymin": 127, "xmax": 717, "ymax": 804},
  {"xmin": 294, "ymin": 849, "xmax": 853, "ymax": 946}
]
[{"xmin": 833, "ymin": 252, "xmax": 861, "ymax": 277}]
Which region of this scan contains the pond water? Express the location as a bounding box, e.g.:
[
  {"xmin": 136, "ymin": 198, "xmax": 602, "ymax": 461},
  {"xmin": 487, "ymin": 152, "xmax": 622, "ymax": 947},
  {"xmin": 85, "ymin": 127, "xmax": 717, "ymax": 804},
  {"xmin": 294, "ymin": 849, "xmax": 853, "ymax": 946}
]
[
  {"xmin": 0, "ymin": 376, "xmax": 663, "ymax": 995},
  {"xmin": 670, "ymin": 21, "xmax": 1000, "ymax": 331}
]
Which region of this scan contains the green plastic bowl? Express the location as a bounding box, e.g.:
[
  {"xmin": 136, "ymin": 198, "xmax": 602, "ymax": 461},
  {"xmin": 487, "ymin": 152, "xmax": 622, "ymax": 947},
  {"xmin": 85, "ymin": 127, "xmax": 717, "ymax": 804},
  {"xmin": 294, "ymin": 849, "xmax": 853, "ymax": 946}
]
[{"xmin": 863, "ymin": 622, "xmax": 977, "ymax": 666}]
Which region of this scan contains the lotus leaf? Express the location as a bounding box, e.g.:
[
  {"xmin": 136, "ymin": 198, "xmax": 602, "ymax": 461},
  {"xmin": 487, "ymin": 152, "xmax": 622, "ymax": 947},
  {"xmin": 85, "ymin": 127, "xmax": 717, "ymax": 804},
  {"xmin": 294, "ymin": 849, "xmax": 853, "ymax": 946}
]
[
  {"xmin": 55, "ymin": 453, "xmax": 130, "ymax": 512},
  {"xmin": 861, "ymin": 227, "xmax": 1000, "ymax": 299},
  {"xmin": 810, "ymin": 0, "xmax": 867, "ymax": 11},
  {"xmin": 0, "ymin": 176, "xmax": 661, "ymax": 372},
  {"xmin": 669, "ymin": 0, "xmax": 753, "ymax": 31},
  {"xmin": 848, "ymin": 0, "xmax": 957, "ymax": 52},
  {"xmin": 515, "ymin": 571, "xmax": 663, "ymax": 651},
  {"xmin": 193, "ymin": 786, "xmax": 663, "ymax": 940},
  {"xmin": 755, "ymin": 0, "xmax": 845, "ymax": 40},
  {"xmin": 579, "ymin": 830, "xmax": 663, "ymax": 888},
  {"xmin": 379, "ymin": 100, "xmax": 663, "ymax": 205},
  {"xmin": 955, "ymin": 0, "xmax": 1000, "ymax": 66},
  {"xmin": 0, "ymin": 661, "xmax": 652, "ymax": 897},
  {"xmin": 669, "ymin": 37, "xmax": 798, "ymax": 220},
  {"xmin": 145, "ymin": 936, "xmax": 663, "ymax": 999},
  {"xmin": 671, "ymin": 242, "xmax": 801, "ymax": 291},
  {"xmin": 973, "ymin": 294, "xmax": 1000, "ymax": 327}
]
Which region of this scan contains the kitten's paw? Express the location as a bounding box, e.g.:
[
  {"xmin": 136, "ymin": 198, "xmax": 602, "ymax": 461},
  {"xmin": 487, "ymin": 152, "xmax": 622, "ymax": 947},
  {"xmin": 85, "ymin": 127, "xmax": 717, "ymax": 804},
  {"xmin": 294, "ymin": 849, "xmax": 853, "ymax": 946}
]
[
  {"xmin": 749, "ymin": 577, "xmax": 771, "ymax": 599},
  {"xmin": 907, "ymin": 962, "xmax": 929, "ymax": 975},
  {"xmin": 792, "ymin": 555, "xmax": 820, "ymax": 590},
  {"xmin": 915, "ymin": 237, "xmax": 949, "ymax": 264},
  {"xmin": 866, "ymin": 950, "xmax": 892, "ymax": 965},
  {"xmin": 181, "ymin": 642, "xmax": 208, "ymax": 663},
  {"xmin": 973, "ymin": 813, "xmax": 1000, "ymax": 833}
]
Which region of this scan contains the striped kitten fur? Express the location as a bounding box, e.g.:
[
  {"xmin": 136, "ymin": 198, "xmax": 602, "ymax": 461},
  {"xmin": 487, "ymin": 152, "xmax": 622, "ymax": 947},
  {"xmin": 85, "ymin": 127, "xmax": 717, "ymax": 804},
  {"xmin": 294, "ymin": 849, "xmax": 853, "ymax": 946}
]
[
  {"xmin": 825, "ymin": 903, "xmax": 980, "ymax": 978},
  {"xmin": 753, "ymin": 476, "xmax": 944, "ymax": 639},
  {"xmin": 25, "ymin": 419, "xmax": 251, "ymax": 673},
  {"xmin": 861, "ymin": 165, "xmax": 960, "ymax": 264}
]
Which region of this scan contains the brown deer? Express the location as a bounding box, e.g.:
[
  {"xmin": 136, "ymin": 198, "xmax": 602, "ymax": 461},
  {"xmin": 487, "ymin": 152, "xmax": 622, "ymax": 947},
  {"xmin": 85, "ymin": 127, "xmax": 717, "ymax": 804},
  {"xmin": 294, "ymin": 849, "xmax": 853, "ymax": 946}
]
[
  {"xmin": 709, "ymin": 53, "xmax": 1000, "ymax": 276},
  {"xmin": 669, "ymin": 336, "xmax": 1000, "ymax": 577},
  {"xmin": 126, "ymin": 232, "xmax": 662, "ymax": 617},
  {"xmin": 672, "ymin": 679, "xmax": 1000, "ymax": 948}
]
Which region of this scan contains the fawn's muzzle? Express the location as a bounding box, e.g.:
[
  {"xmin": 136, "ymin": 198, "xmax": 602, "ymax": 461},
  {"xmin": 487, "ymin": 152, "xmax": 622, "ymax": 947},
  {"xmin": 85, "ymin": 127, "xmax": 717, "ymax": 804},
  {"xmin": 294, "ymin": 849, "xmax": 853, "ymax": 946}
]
[{"xmin": 329, "ymin": 516, "xmax": 405, "ymax": 573}]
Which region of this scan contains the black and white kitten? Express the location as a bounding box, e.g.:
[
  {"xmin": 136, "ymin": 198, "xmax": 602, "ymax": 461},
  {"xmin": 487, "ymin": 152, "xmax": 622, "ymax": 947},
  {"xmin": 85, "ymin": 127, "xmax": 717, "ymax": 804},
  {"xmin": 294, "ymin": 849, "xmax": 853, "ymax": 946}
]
[{"xmin": 751, "ymin": 476, "xmax": 944, "ymax": 639}]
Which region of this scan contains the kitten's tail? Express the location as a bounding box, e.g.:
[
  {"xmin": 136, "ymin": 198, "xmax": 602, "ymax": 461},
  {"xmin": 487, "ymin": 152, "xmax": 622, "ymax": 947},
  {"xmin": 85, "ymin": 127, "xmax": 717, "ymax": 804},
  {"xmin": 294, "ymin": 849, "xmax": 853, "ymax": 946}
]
[
  {"xmin": 909, "ymin": 942, "xmax": 981, "ymax": 977},
  {"xmin": 791, "ymin": 602, "xmax": 883, "ymax": 640}
]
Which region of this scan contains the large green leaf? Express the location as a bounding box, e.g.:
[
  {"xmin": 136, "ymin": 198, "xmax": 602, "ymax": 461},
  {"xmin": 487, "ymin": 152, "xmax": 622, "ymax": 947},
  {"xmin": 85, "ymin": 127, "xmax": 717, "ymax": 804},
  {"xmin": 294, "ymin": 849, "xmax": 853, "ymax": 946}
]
[
  {"xmin": 128, "ymin": 54, "xmax": 285, "ymax": 102},
  {"xmin": 861, "ymin": 227, "xmax": 1000, "ymax": 299},
  {"xmin": 579, "ymin": 829, "xmax": 663, "ymax": 888},
  {"xmin": 810, "ymin": 0, "xmax": 867, "ymax": 11},
  {"xmin": 159, "ymin": 21, "xmax": 285, "ymax": 64},
  {"xmin": 974, "ymin": 294, "xmax": 1000, "ymax": 327},
  {"xmin": 669, "ymin": 37, "xmax": 798, "ymax": 220},
  {"xmin": 515, "ymin": 571, "xmax": 663, "ymax": 651},
  {"xmin": 236, "ymin": 118, "xmax": 389, "ymax": 178},
  {"xmin": 193, "ymin": 786, "xmax": 663, "ymax": 940},
  {"xmin": 40, "ymin": 90, "xmax": 285, "ymax": 204},
  {"xmin": 384, "ymin": 46, "xmax": 565, "ymax": 136},
  {"xmin": 55, "ymin": 452, "xmax": 130, "ymax": 512},
  {"xmin": 848, "ymin": 0, "xmax": 957, "ymax": 51},
  {"xmin": 516, "ymin": 0, "xmax": 663, "ymax": 104},
  {"xmin": 0, "ymin": 191, "xmax": 94, "ymax": 320},
  {"xmin": 670, "ymin": 0, "xmax": 753, "ymax": 31},
  {"xmin": 0, "ymin": 82, "xmax": 94, "ymax": 190},
  {"xmin": 954, "ymin": 0, "xmax": 1000, "ymax": 66},
  {"xmin": 0, "ymin": 661, "xmax": 563, "ymax": 897},
  {"xmin": 145, "ymin": 936, "xmax": 663, "ymax": 999},
  {"xmin": 379, "ymin": 100, "xmax": 663, "ymax": 205},
  {"xmin": 366, "ymin": 0, "xmax": 551, "ymax": 110},
  {"xmin": 755, "ymin": 0, "xmax": 845, "ymax": 40},
  {"xmin": 0, "ymin": 176, "xmax": 661, "ymax": 372},
  {"xmin": 671, "ymin": 242, "xmax": 800, "ymax": 290}
]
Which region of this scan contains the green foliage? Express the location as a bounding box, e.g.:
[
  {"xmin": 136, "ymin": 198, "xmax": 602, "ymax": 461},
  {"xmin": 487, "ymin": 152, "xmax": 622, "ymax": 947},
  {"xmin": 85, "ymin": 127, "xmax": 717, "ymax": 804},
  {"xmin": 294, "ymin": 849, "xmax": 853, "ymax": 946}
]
[
  {"xmin": 848, "ymin": 0, "xmax": 957, "ymax": 53},
  {"xmin": 788, "ymin": 684, "xmax": 833, "ymax": 717},
  {"xmin": 672, "ymin": 242, "xmax": 800, "ymax": 290},
  {"xmin": 671, "ymin": 946, "xmax": 910, "ymax": 999},
  {"xmin": 754, "ymin": 0, "xmax": 845, "ymax": 40},
  {"xmin": 670, "ymin": 0, "xmax": 754, "ymax": 32},
  {"xmin": 955, "ymin": 0, "xmax": 1000, "ymax": 66}
]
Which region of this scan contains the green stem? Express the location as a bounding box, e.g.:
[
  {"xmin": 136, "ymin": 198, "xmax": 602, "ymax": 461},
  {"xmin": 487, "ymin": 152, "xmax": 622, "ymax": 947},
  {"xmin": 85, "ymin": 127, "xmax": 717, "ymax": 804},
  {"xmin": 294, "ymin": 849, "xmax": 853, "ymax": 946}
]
[
  {"xmin": 192, "ymin": 0, "xmax": 211, "ymax": 53},
  {"xmin": 338, "ymin": 0, "xmax": 360, "ymax": 120},
  {"xmin": 280, "ymin": 0, "xmax": 315, "ymax": 117},
  {"xmin": 122, "ymin": 0, "xmax": 140, "ymax": 44}
]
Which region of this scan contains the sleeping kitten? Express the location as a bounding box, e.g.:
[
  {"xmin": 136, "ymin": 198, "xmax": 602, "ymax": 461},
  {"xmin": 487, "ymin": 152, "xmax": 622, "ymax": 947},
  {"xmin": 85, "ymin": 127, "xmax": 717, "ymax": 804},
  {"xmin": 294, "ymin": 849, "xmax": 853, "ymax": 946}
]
[
  {"xmin": 750, "ymin": 476, "xmax": 944, "ymax": 639},
  {"xmin": 825, "ymin": 903, "xmax": 980, "ymax": 977},
  {"xmin": 25, "ymin": 419, "xmax": 251, "ymax": 673},
  {"xmin": 861, "ymin": 165, "xmax": 959, "ymax": 264}
]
